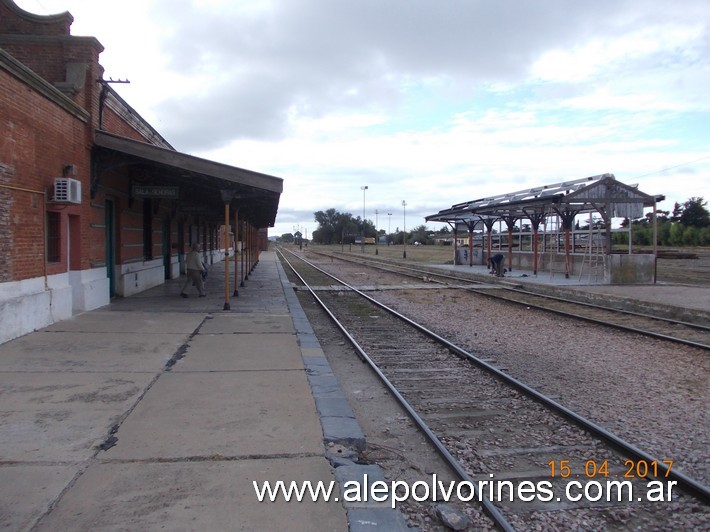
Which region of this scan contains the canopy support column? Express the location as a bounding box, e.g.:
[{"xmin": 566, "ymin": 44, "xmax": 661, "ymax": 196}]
[
  {"xmin": 554, "ymin": 208, "xmax": 579, "ymax": 279},
  {"xmin": 238, "ymin": 207, "xmax": 239, "ymax": 297}
]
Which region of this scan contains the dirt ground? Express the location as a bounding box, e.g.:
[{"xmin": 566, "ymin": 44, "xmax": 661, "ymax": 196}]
[{"xmin": 655, "ymin": 248, "xmax": 710, "ymax": 285}]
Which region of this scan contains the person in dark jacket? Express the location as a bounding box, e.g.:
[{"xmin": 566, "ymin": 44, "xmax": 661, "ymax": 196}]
[{"xmin": 489, "ymin": 253, "xmax": 505, "ymax": 277}]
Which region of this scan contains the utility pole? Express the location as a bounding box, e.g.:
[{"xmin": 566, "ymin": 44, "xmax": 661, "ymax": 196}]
[{"xmin": 402, "ymin": 200, "xmax": 407, "ymax": 259}]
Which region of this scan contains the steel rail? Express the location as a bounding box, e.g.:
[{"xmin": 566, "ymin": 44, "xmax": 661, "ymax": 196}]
[
  {"xmin": 460, "ymin": 287, "xmax": 710, "ymax": 350},
  {"xmin": 280, "ymin": 247, "xmax": 710, "ymax": 505},
  {"xmin": 315, "ymin": 249, "xmax": 710, "ymax": 332},
  {"xmin": 308, "ymin": 250, "xmax": 710, "ymax": 350},
  {"xmin": 277, "ymin": 249, "xmax": 515, "ymax": 532}
]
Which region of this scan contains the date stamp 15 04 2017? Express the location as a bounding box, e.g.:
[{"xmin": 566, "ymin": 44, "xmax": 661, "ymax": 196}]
[{"xmin": 548, "ymin": 459, "xmax": 674, "ymax": 479}]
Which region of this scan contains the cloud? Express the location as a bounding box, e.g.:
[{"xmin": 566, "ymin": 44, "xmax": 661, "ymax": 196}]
[
  {"xmin": 150, "ymin": 0, "xmax": 685, "ymax": 151},
  {"xmin": 14, "ymin": 0, "xmax": 709, "ymax": 237}
]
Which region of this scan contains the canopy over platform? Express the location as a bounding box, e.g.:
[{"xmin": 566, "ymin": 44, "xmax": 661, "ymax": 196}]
[
  {"xmin": 425, "ymin": 174, "xmax": 666, "ymax": 283},
  {"xmin": 425, "ymin": 173, "xmax": 663, "ymax": 227},
  {"xmin": 93, "ymin": 131, "xmax": 283, "ymax": 228}
]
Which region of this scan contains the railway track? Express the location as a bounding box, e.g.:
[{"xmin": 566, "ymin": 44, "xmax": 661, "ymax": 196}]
[
  {"xmin": 305, "ymin": 249, "xmax": 710, "ymax": 350},
  {"xmin": 277, "ymin": 247, "xmax": 709, "ymax": 531}
]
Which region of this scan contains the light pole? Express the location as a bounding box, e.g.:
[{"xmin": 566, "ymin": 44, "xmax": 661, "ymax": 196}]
[
  {"xmin": 375, "ymin": 209, "xmax": 379, "ymax": 255},
  {"xmin": 402, "ymin": 200, "xmax": 407, "ymax": 259},
  {"xmin": 361, "ymin": 185, "xmax": 368, "ymax": 252},
  {"xmin": 387, "ymin": 213, "xmax": 392, "ymax": 244}
]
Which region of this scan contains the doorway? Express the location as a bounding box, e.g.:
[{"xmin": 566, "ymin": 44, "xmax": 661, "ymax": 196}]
[
  {"xmin": 105, "ymin": 199, "xmax": 116, "ymax": 297},
  {"xmin": 162, "ymin": 217, "xmax": 171, "ymax": 280}
]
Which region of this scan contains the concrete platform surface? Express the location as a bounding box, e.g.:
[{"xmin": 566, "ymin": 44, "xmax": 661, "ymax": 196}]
[
  {"xmin": 425, "ymin": 262, "xmax": 710, "ymax": 321},
  {"xmin": 0, "ymin": 252, "xmax": 356, "ymax": 531},
  {"xmin": 34, "ymin": 458, "xmax": 344, "ymax": 532},
  {"xmin": 6, "ymin": 247, "xmax": 702, "ymax": 529}
]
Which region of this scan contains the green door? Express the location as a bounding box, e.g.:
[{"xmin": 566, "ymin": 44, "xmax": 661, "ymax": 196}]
[
  {"xmin": 105, "ymin": 199, "xmax": 116, "ymax": 297},
  {"xmin": 163, "ymin": 217, "xmax": 171, "ymax": 279}
]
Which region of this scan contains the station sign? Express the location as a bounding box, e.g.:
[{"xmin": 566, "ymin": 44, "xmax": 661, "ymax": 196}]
[
  {"xmin": 132, "ymin": 185, "xmax": 179, "ymax": 199},
  {"xmin": 455, "ymin": 222, "xmax": 468, "ymax": 233},
  {"xmin": 455, "ymin": 220, "xmax": 483, "ymax": 233}
]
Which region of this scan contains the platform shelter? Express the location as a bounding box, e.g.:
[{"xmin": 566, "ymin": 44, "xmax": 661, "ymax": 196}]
[{"xmin": 425, "ymin": 174, "xmax": 664, "ymax": 284}]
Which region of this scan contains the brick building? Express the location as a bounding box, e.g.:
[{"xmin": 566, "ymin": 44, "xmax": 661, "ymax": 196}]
[{"xmin": 0, "ymin": 0, "xmax": 283, "ymax": 343}]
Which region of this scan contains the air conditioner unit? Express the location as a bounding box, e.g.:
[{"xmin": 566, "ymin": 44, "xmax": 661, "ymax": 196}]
[{"xmin": 53, "ymin": 178, "xmax": 82, "ymax": 204}]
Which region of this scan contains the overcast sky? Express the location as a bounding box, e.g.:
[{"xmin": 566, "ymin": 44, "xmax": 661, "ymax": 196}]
[{"xmin": 15, "ymin": 0, "xmax": 710, "ymax": 237}]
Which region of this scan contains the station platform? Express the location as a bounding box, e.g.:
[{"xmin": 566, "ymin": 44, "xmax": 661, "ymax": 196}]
[
  {"xmin": 324, "ymin": 248, "xmax": 708, "ymax": 323},
  {"xmin": 420, "ymin": 262, "xmax": 710, "ymax": 324},
  {"xmin": 0, "ymin": 251, "xmax": 410, "ymax": 531}
]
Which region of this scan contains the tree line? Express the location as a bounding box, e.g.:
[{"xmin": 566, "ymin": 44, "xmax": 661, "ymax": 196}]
[
  {"xmin": 282, "ymin": 208, "xmax": 446, "ymax": 245},
  {"xmin": 614, "ymin": 197, "xmax": 710, "ymax": 247},
  {"xmin": 279, "ymin": 197, "xmax": 709, "ymax": 247}
]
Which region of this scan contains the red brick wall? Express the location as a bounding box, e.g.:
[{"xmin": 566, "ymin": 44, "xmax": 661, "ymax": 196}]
[
  {"xmin": 1, "ymin": 65, "xmax": 91, "ymax": 281},
  {"xmin": 0, "ymin": 164, "xmax": 15, "ymax": 282},
  {"xmin": 102, "ymin": 106, "xmax": 151, "ymax": 143},
  {"xmin": 2, "ymin": 3, "xmax": 232, "ymax": 291},
  {"xmin": 0, "ymin": 2, "xmax": 72, "ymax": 36},
  {"xmin": 0, "ymin": 1, "xmax": 102, "ymax": 92}
]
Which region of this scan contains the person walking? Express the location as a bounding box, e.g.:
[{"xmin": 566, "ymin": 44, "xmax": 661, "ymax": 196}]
[{"xmin": 180, "ymin": 243, "xmax": 206, "ymax": 298}]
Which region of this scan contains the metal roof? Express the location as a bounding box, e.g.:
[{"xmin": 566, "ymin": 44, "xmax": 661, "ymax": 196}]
[
  {"xmin": 92, "ymin": 131, "xmax": 283, "ymax": 227},
  {"xmin": 426, "ymin": 173, "xmax": 663, "ymax": 224}
]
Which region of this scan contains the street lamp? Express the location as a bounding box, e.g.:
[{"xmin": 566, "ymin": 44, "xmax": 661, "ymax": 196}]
[
  {"xmin": 402, "ymin": 200, "xmax": 407, "ymax": 259},
  {"xmin": 387, "ymin": 212, "xmax": 392, "ymax": 243},
  {"xmin": 361, "ymin": 185, "xmax": 368, "ymax": 252}
]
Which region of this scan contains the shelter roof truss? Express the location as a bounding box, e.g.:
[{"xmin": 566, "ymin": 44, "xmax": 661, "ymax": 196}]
[{"xmin": 426, "ymin": 173, "xmax": 663, "ymax": 226}]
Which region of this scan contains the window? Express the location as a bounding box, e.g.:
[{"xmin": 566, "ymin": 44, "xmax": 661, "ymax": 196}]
[{"xmin": 47, "ymin": 211, "xmax": 60, "ymax": 262}]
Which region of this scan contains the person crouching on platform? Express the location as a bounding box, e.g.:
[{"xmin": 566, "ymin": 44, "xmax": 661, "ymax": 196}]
[
  {"xmin": 489, "ymin": 253, "xmax": 505, "ymax": 277},
  {"xmin": 181, "ymin": 243, "xmax": 206, "ymax": 298}
]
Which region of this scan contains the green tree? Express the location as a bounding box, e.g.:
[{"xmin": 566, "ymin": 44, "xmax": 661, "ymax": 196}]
[
  {"xmin": 311, "ymin": 228, "xmax": 323, "ymax": 243},
  {"xmin": 340, "ymin": 217, "xmax": 359, "ymax": 244},
  {"xmin": 391, "ymin": 227, "xmax": 407, "ymax": 245},
  {"xmin": 682, "ymin": 225, "xmax": 698, "ymax": 246},
  {"xmin": 656, "ymin": 209, "xmax": 671, "ymax": 223},
  {"xmin": 669, "ymin": 222, "xmax": 684, "ymax": 246},
  {"xmin": 313, "ymin": 208, "xmax": 382, "ymax": 244},
  {"xmin": 410, "ymin": 224, "xmax": 432, "ymax": 245},
  {"xmin": 679, "ymin": 197, "xmax": 710, "ymax": 228},
  {"xmin": 657, "ymin": 221, "xmax": 671, "ymax": 245},
  {"xmin": 356, "ymin": 217, "xmax": 377, "ymax": 238},
  {"xmin": 671, "ymin": 202, "xmax": 683, "ymax": 222},
  {"xmin": 313, "ymin": 208, "xmax": 340, "ymax": 244},
  {"xmin": 634, "ymin": 229, "xmax": 650, "ymax": 246}
]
